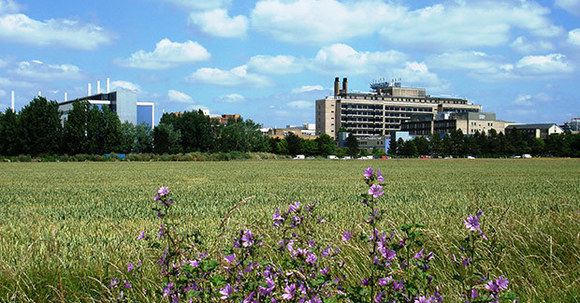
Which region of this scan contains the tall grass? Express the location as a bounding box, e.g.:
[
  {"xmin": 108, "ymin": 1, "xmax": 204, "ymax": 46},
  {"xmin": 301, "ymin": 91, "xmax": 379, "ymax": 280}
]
[{"xmin": 0, "ymin": 159, "xmax": 578, "ymax": 302}]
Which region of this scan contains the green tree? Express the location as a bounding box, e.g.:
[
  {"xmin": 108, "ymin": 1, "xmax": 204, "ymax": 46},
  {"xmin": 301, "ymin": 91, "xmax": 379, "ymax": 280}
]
[
  {"xmin": 315, "ymin": 134, "xmax": 335, "ymax": 156},
  {"xmin": 119, "ymin": 121, "xmax": 136, "ymax": 154},
  {"xmin": 285, "ymin": 132, "xmax": 304, "ymax": 155},
  {"xmin": 134, "ymin": 122, "xmax": 153, "ymax": 153},
  {"xmin": 0, "ymin": 108, "xmax": 21, "ymax": 156},
  {"xmin": 413, "ymin": 136, "xmax": 430, "ymax": 156},
  {"xmin": 86, "ymin": 105, "xmax": 105, "ymax": 154},
  {"xmin": 19, "ymin": 96, "xmax": 62, "ymax": 155},
  {"xmin": 388, "ymin": 137, "xmax": 398, "ymax": 155},
  {"xmin": 345, "ymin": 133, "xmax": 359, "ymax": 157},
  {"xmin": 400, "ymin": 140, "xmax": 418, "ymax": 157},
  {"xmin": 153, "ymin": 123, "xmax": 182, "ymax": 154},
  {"xmin": 102, "ymin": 106, "xmax": 122, "ymax": 153},
  {"xmin": 302, "ymin": 139, "xmax": 319, "ymax": 156},
  {"xmin": 429, "ymin": 134, "xmax": 442, "ymax": 156},
  {"xmin": 62, "ymin": 101, "xmax": 90, "ymax": 154}
]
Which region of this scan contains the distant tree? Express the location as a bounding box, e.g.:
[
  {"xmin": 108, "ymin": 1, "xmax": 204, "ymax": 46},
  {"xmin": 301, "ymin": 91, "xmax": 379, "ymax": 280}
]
[
  {"xmin": 19, "ymin": 96, "xmax": 62, "ymax": 155},
  {"xmin": 388, "ymin": 137, "xmax": 398, "ymax": 155},
  {"xmin": 396, "ymin": 138, "xmax": 405, "ymax": 156},
  {"xmin": 62, "ymin": 101, "xmax": 90, "ymax": 154},
  {"xmin": 345, "ymin": 133, "xmax": 359, "ymax": 157},
  {"xmin": 413, "ymin": 136, "xmax": 430, "ymax": 156},
  {"xmin": 0, "ymin": 108, "xmax": 21, "ymax": 156},
  {"xmin": 134, "ymin": 122, "xmax": 153, "ymax": 153},
  {"xmin": 429, "ymin": 134, "xmax": 442, "ymax": 156},
  {"xmin": 285, "ymin": 132, "xmax": 304, "ymax": 155},
  {"xmin": 315, "ymin": 134, "xmax": 335, "ymax": 156},
  {"xmin": 400, "ymin": 140, "xmax": 418, "ymax": 157},
  {"xmin": 302, "ymin": 139, "xmax": 318, "ymax": 156},
  {"xmin": 102, "ymin": 106, "xmax": 122, "ymax": 153},
  {"xmin": 153, "ymin": 123, "xmax": 182, "ymax": 154},
  {"xmin": 86, "ymin": 105, "xmax": 106, "ymax": 154},
  {"xmin": 119, "ymin": 121, "xmax": 136, "ymax": 154}
]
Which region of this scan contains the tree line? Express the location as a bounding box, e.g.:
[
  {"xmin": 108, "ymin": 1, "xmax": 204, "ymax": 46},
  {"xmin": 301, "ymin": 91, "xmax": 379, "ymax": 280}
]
[{"xmin": 389, "ymin": 128, "xmax": 580, "ymax": 158}]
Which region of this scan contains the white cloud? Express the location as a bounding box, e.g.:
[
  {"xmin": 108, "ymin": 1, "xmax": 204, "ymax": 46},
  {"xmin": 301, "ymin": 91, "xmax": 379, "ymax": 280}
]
[
  {"xmin": 247, "ymin": 55, "xmax": 303, "ymax": 74},
  {"xmin": 0, "ymin": 77, "xmax": 33, "ymax": 88},
  {"xmin": 215, "ymin": 93, "xmax": 245, "ymax": 103},
  {"xmin": 111, "ymin": 80, "xmax": 141, "ymax": 92},
  {"xmin": 427, "ymin": 51, "xmax": 502, "ymax": 74},
  {"xmin": 392, "ymin": 62, "xmax": 449, "ymax": 92},
  {"xmin": 287, "ymin": 100, "xmax": 312, "ymax": 109},
  {"xmin": 567, "ymin": 28, "xmax": 580, "ymax": 46},
  {"xmin": 185, "ymin": 104, "xmax": 210, "ymax": 113},
  {"xmin": 251, "ymin": 0, "xmax": 403, "ymax": 45},
  {"xmin": 291, "ymin": 85, "xmax": 324, "ymax": 94},
  {"xmin": 515, "ymin": 54, "xmax": 573, "ymax": 74},
  {"xmin": 11, "ymin": 60, "xmax": 82, "ymax": 81},
  {"xmin": 0, "ymin": 0, "xmax": 19, "ymax": 14},
  {"xmin": 0, "ymin": 58, "xmax": 6, "ymax": 69},
  {"xmin": 189, "ymin": 9, "xmax": 248, "ymax": 38},
  {"xmin": 0, "ymin": 13, "xmax": 112, "ymax": 50},
  {"xmin": 168, "ymin": 90, "xmax": 194, "ymax": 103},
  {"xmin": 0, "ymin": 89, "xmax": 5, "ymax": 97},
  {"xmin": 159, "ymin": 0, "xmax": 230, "ymax": 10},
  {"xmin": 186, "ymin": 65, "xmax": 271, "ymax": 87},
  {"xmin": 379, "ymin": 2, "xmax": 562, "ymax": 50},
  {"xmin": 510, "ymin": 36, "xmax": 554, "ymax": 54},
  {"xmin": 556, "ymin": 0, "xmax": 580, "ymax": 16},
  {"xmin": 117, "ymin": 39, "xmax": 210, "ymax": 70},
  {"xmin": 513, "ymin": 94, "xmax": 533, "ymax": 106},
  {"xmin": 311, "ymin": 43, "xmax": 407, "ymax": 74}
]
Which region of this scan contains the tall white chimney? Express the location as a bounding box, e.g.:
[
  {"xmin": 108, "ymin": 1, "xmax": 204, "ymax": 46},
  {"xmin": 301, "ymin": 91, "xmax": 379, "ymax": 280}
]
[
  {"xmin": 11, "ymin": 90, "xmax": 14, "ymax": 111},
  {"xmin": 64, "ymin": 92, "xmax": 68, "ymax": 102},
  {"xmin": 97, "ymin": 80, "xmax": 101, "ymax": 94},
  {"xmin": 88, "ymin": 83, "xmax": 91, "ymax": 96},
  {"xmin": 106, "ymin": 77, "xmax": 110, "ymax": 93},
  {"xmin": 38, "ymin": 91, "xmax": 41, "ymax": 97}
]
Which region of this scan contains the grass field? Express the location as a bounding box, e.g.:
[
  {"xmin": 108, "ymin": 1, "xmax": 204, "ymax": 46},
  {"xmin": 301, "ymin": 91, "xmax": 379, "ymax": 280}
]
[{"xmin": 0, "ymin": 159, "xmax": 579, "ymax": 302}]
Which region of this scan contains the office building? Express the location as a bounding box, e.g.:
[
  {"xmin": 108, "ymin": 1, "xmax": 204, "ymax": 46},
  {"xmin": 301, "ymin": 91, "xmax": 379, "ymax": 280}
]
[
  {"xmin": 315, "ymin": 77, "xmax": 481, "ymax": 139},
  {"xmin": 59, "ymin": 80, "xmax": 154, "ymax": 128},
  {"xmin": 505, "ymin": 123, "xmax": 563, "ymax": 139},
  {"xmin": 401, "ymin": 112, "xmax": 512, "ymax": 136}
]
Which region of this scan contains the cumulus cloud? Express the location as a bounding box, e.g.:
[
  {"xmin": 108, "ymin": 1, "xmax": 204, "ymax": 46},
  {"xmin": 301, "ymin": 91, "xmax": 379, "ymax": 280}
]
[
  {"xmin": 567, "ymin": 28, "xmax": 580, "ymax": 46},
  {"xmin": 111, "ymin": 80, "xmax": 141, "ymax": 92},
  {"xmin": 168, "ymin": 90, "xmax": 194, "ymax": 103},
  {"xmin": 117, "ymin": 39, "xmax": 210, "ymax": 69},
  {"xmin": 555, "ymin": 0, "xmax": 580, "ymax": 16},
  {"xmin": 186, "ymin": 65, "xmax": 271, "ymax": 87},
  {"xmin": 189, "ymin": 9, "xmax": 248, "ymax": 38},
  {"xmin": 392, "ymin": 62, "xmax": 449, "ymax": 91},
  {"xmin": 515, "ymin": 54, "xmax": 573, "ymax": 75},
  {"xmin": 247, "ymin": 55, "xmax": 303, "ymax": 74},
  {"xmin": 0, "ymin": 12, "xmax": 112, "ymax": 50},
  {"xmin": 291, "ymin": 85, "xmax": 324, "ymax": 93},
  {"xmin": 311, "ymin": 43, "xmax": 407, "ymax": 74},
  {"xmin": 427, "ymin": 51, "xmax": 502, "ymax": 74},
  {"xmin": 0, "ymin": 58, "xmax": 6, "ymax": 69},
  {"xmin": 0, "ymin": 76, "xmax": 32, "ymax": 88},
  {"xmin": 0, "ymin": 0, "xmax": 19, "ymax": 14},
  {"xmin": 510, "ymin": 36, "xmax": 554, "ymax": 54},
  {"xmin": 215, "ymin": 93, "xmax": 245, "ymax": 103},
  {"xmin": 378, "ymin": 2, "xmax": 562, "ymax": 50},
  {"xmin": 159, "ymin": 0, "xmax": 230, "ymax": 10},
  {"xmin": 251, "ymin": 0, "xmax": 402, "ymax": 45},
  {"xmin": 287, "ymin": 100, "xmax": 312, "ymax": 109},
  {"xmin": 11, "ymin": 60, "xmax": 82, "ymax": 81},
  {"xmin": 513, "ymin": 94, "xmax": 533, "ymax": 106}
]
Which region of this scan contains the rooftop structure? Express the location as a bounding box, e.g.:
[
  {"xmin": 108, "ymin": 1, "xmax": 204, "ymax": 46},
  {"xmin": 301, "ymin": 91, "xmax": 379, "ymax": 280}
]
[
  {"xmin": 505, "ymin": 123, "xmax": 563, "ymax": 139},
  {"xmin": 316, "ymin": 77, "xmax": 481, "ymax": 139}
]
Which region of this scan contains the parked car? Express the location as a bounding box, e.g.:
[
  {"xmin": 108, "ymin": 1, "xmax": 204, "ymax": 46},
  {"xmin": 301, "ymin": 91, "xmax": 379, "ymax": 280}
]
[
  {"xmin": 327, "ymin": 155, "xmax": 338, "ymax": 160},
  {"xmin": 293, "ymin": 155, "xmax": 305, "ymax": 160}
]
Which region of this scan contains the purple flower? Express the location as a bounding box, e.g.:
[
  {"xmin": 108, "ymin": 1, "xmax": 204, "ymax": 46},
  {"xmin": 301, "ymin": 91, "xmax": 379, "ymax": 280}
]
[
  {"xmin": 342, "ymin": 230, "xmax": 352, "ymax": 241},
  {"xmin": 486, "ymin": 280, "xmax": 500, "ymax": 293},
  {"xmin": 364, "ymin": 167, "xmax": 374, "ymax": 179},
  {"xmin": 306, "ymin": 252, "xmax": 318, "ymax": 264},
  {"xmin": 379, "ymin": 277, "xmax": 392, "ymax": 286},
  {"xmin": 137, "ymin": 230, "xmax": 145, "ymax": 240},
  {"xmin": 272, "ymin": 207, "xmax": 284, "ymax": 226},
  {"xmin": 225, "ymin": 253, "xmax": 235, "ymax": 264},
  {"xmin": 414, "ymin": 248, "xmax": 424, "ymax": 259},
  {"xmin": 471, "ymin": 288, "xmax": 478, "ymax": 298},
  {"xmin": 368, "ymin": 184, "xmax": 384, "ymax": 198},
  {"xmin": 288, "ymin": 201, "xmax": 300, "ymax": 213},
  {"xmin": 414, "ymin": 296, "xmax": 431, "ymax": 303},
  {"xmin": 162, "ymin": 282, "xmax": 174, "ymax": 297},
  {"xmin": 463, "ymin": 213, "xmax": 480, "ymax": 231},
  {"xmin": 377, "ymin": 169, "xmax": 385, "ymax": 182},
  {"xmin": 220, "ymin": 284, "xmax": 233, "ymax": 299},
  {"xmin": 124, "ymin": 280, "xmax": 132, "ymax": 289},
  {"xmin": 157, "ymin": 186, "xmax": 169, "ymax": 197},
  {"xmin": 393, "ymin": 280, "xmax": 404, "ymax": 292},
  {"xmin": 319, "ymin": 267, "xmax": 329, "ymax": 275},
  {"xmin": 158, "ymin": 224, "xmax": 165, "ymax": 238},
  {"xmin": 496, "ymin": 276, "xmax": 509, "ymax": 290},
  {"xmin": 241, "ymin": 230, "xmax": 254, "ymax": 247},
  {"xmin": 127, "ymin": 262, "xmax": 134, "ymax": 272},
  {"xmin": 282, "ymin": 284, "xmax": 295, "ymax": 300}
]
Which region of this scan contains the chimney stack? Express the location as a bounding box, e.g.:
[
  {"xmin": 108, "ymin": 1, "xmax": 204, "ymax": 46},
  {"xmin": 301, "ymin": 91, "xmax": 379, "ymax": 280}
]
[
  {"xmin": 88, "ymin": 83, "xmax": 91, "ymax": 96},
  {"xmin": 11, "ymin": 90, "xmax": 14, "ymax": 111},
  {"xmin": 97, "ymin": 80, "xmax": 101, "ymax": 94},
  {"xmin": 38, "ymin": 91, "xmax": 41, "ymax": 97},
  {"xmin": 64, "ymin": 92, "xmax": 68, "ymax": 102},
  {"xmin": 334, "ymin": 77, "xmax": 340, "ymax": 96},
  {"xmin": 342, "ymin": 77, "xmax": 348, "ymax": 94},
  {"xmin": 106, "ymin": 77, "xmax": 110, "ymax": 93}
]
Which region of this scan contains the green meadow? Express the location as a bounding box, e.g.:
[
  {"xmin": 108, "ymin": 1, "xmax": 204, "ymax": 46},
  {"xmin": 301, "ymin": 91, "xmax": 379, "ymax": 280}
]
[{"xmin": 0, "ymin": 159, "xmax": 578, "ymax": 302}]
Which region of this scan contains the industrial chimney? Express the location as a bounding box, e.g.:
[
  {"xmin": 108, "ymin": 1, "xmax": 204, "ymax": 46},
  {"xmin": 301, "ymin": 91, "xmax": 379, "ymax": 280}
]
[
  {"xmin": 334, "ymin": 77, "xmax": 340, "ymax": 96},
  {"xmin": 88, "ymin": 83, "xmax": 91, "ymax": 96},
  {"xmin": 106, "ymin": 78, "xmax": 110, "ymax": 93},
  {"xmin": 11, "ymin": 90, "xmax": 14, "ymax": 111},
  {"xmin": 97, "ymin": 80, "xmax": 101, "ymax": 94},
  {"xmin": 64, "ymin": 92, "xmax": 68, "ymax": 102},
  {"xmin": 342, "ymin": 77, "xmax": 348, "ymax": 94}
]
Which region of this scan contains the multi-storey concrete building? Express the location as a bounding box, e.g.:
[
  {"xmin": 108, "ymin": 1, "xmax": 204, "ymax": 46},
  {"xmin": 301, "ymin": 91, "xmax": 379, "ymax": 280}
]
[
  {"xmin": 315, "ymin": 77, "xmax": 481, "ymax": 139},
  {"xmin": 401, "ymin": 112, "xmax": 512, "ymax": 136},
  {"xmin": 505, "ymin": 123, "xmax": 563, "ymax": 139}
]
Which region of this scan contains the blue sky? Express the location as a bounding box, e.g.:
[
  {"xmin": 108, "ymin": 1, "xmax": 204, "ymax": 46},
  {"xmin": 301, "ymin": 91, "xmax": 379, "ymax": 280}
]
[{"xmin": 0, "ymin": 0, "xmax": 579, "ymax": 127}]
